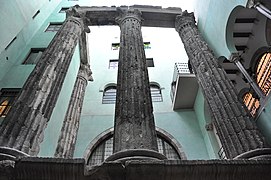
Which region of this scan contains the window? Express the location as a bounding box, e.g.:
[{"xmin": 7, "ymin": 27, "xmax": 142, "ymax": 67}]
[
  {"xmin": 23, "ymin": 48, "xmax": 45, "ymax": 64},
  {"xmin": 150, "ymin": 84, "xmax": 163, "ymax": 102},
  {"xmin": 108, "ymin": 58, "xmax": 154, "ymax": 69},
  {"xmin": 242, "ymin": 52, "xmax": 271, "ymax": 116},
  {"xmin": 59, "ymin": 7, "xmax": 69, "ymax": 13},
  {"xmin": 87, "ymin": 134, "xmax": 180, "ymax": 165},
  {"xmin": 146, "ymin": 58, "xmax": 154, "ymax": 67},
  {"xmin": 109, "ymin": 59, "xmax": 118, "ymax": 69},
  {"xmin": 243, "ymin": 92, "xmax": 260, "ymax": 117},
  {"xmin": 102, "ymin": 86, "xmax": 117, "ymax": 104},
  {"xmin": 45, "ymin": 23, "xmax": 62, "ymax": 32},
  {"xmin": 32, "ymin": 10, "xmax": 40, "ymax": 19},
  {"xmin": 111, "ymin": 42, "xmax": 151, "ymax": 50},
  {"xmin": 256, "ymin": 52, "xmax": 271, "ymax": 96},
  {"xmin": 102, "ymin": 83, "xmax": 162, "ymax": 104},
  {"xmin": 144, "ymin": 42, "xmax": 151, "ymax": 49},
  {"xmin": 0, "ymin": 89, "xmax": 20, "ymax": 117},
  {"xmin": 111, "ymin": 43, "xmax": 120, "ymax": 50}
]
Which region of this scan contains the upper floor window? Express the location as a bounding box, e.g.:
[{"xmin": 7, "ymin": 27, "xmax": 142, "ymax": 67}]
[
  {"xmin": 243, "ymin": 92, "xmax": 260, "ymax": 117},
  {"xmin": 109, "ymin": 59, "xmax": 118, "ymax": 69},
  {"xmin": 102, "ymin": 83, "xmax": 162, "ymax": 104},
  {"xmin": 0, "ymin": 89, "xmax": 20, "ymax": 117},
  {"xmin": 108, "ymin": 58, "xmax": 154, "ymax": 69},
  {"xmin": 45, "ymin": 23, "xmax": 62, "ymax": 32},
  {"xmin": 102, "ymin": 86, "xmax": 117, "ymax": 104},
  {"xmin": 144, "ymin": 42, "xmax": 151, "ymax": 49},
  {"xmin": 150, "ymin": 84, "xmax": 163, "ymax": 102},
  {"xmin": 59, "ymin": 7, "xmax": 69, "ymax": 13},
  {"xmin": 256, "ymin": 52, "xmax": 271, "ymax": 96},
  {"xmin": 242, "ymin": 52, "xmax": 271, "ymax": 116},
  {"xmin": 23, "ymin": 48, "xmax": 45, "ymax": 64},
  {"xmin": 111, "ymin": 42, "xmax": 151, "ymax": 50}
]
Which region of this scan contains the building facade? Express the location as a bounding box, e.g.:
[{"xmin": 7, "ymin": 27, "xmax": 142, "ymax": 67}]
[{"xmin": 0, "ymin": 0, "xmax": 271, "ymax": 179}]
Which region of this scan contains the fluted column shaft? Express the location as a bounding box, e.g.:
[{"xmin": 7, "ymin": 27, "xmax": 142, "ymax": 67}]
[
  {"xmin": 0, "ymin": 16, "xmax": 85, "ymax": 155},
  {"xmin": 54, "ymin": 64, "xmax": 92, "ymax": 158},
  {"xmin": 175, "ymin": 12, "xmax": 267, "ymax": 158},
  {"xmin": 113, "ymin": 10, "xmax": 158, "ymax": 153}
]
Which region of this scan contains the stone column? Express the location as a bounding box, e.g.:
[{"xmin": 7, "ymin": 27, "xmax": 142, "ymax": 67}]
[
  {"xmin": 0, "ymin": 15, "xmax": 87, "ymax": 156},
  {"xmin": 109, "ymin": 9, "xmax": 164, "ymax": 160},
  {"xmin": 175, "ymin": 11, "xmax": 267, "ymax": 159},
  {"xmin": 54, "ymin": 64, "xmax": 92, "ymax": 158}
]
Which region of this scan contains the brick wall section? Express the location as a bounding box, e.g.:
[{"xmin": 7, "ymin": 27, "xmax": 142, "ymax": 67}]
[{"xmin": 175, "ymin": 11, "xmax": 267, "ymax": 158}]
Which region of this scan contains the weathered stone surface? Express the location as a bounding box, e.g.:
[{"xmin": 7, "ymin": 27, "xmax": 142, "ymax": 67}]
[
  {"xmin": 175, "ymin": 11, "xmax": 267, "ymax": 158},
  {"xmin": 2, "ymin": 157, "xmax": 271, "ymax": 180},
  {"xmin": 113, "ymin": 9, "xmax": 158, "ymax": 153},
  {"xmin": 55, "ymin": 64, "xmax": 92, "ymax": 158},
  {"xmin": 0, "ymin": 15, "xmax": 85, "ymax": 156}
]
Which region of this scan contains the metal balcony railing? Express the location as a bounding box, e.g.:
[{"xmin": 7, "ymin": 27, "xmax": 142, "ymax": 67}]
[{"xmin": 171, "ymin": 62, "xmax": 193, "ymax": 101}]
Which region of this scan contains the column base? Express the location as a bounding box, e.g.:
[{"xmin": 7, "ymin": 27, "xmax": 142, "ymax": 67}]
[
  {"xmin": 105, "ymin": 149, "xmax": 167, "ymax": 162},
  {"xmin": 234, "ymin": 148, "xmax": 271, "ymax": 159},
  {"xmin": 0, "ymin": 146, "xmax": 29, "ymax": 161}
]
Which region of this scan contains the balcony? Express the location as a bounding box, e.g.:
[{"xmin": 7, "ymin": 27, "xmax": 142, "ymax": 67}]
[{"xmin": 171, "ymin": 62, "xmax": 198, "ymax": 110}]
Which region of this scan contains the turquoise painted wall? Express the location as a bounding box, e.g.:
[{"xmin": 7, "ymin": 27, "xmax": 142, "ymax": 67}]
[
  {"xmin": 195, "ymin": 0, "xmax": 248, "ymax": 58},
  {"xmin": 0, "ymin": 0, "xmax": 61, "ymax": 81},
  {"xmin": 39, "ymin": 45, "xmax": 80, "ymax": 156},
  {"xmin": 75, "ymin": 26, "xmax": 210, "ymax": 160},
  {"xmin": 0, "ymin": 0, "xmax": 231, "ymax": 160},
  {"xmin": 194, "ymin": 89, "xmax": 220, "ymax": 159}
]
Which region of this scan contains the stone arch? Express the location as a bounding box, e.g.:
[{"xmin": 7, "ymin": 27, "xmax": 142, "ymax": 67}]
[{"xmin": 83, "ymin": 127, "xmax": 187, "ymax": 164}]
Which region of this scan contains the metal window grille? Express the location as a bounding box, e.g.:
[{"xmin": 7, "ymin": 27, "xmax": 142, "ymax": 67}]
[
  {"xmin": 102, "ymin": 86, "xmax": 117, "ymax": 104},
  {"xmin": 109, "ymin": 59, "xmax": 118, "ymax": 69},
  {"xmin": 256, "ymin": 52, "xmax": 271, "ymax": 96},
  {"xmin": 243, "ymin": 92, "xmax": 260, "ymax": 117},
  {"xmin": 88, "ymin": 135, "xmax": 180, "ymax": 165},
  {"xmin": 150, "ymin": 84, "xmax": 162, "ymax": 102}
]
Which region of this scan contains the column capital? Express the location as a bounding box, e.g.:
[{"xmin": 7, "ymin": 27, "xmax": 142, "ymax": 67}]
[
  {"xmin": 115, "ymin": 8, "xmax": 143, "ymax": 25},
  {"xmin": 66, "ymin": 5, "xmax": 90, "ymax": 33},
  {"xmin": 175, "ymin": 11, "xmax": 196, "ymax": 32},
  {"xmin": 78, "ymin": 63, "xmax": 93, "ymax": 82}
]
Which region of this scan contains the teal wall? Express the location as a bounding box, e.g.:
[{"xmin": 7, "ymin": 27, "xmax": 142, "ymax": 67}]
[
  {"xmin": 195, "ymin": 0, "xmax": 248, "ymax": 58},
  {"xmin": 0, "ymin": 0, "xmax": 61, "ymax": 82},
  {"xmin": 39, "ymin": 45, "xmax": 80, "ymax": 156},
  {"xmin": 194, "ymin": 89, "xmax": 220, "ymax": 159},
  {"xmin": 0, "ymin": 0, "xmax": 245, "ymax": 160},
  {"xmin": 74, "ymin": 26, "xmax": 210, "ymax": 160}
]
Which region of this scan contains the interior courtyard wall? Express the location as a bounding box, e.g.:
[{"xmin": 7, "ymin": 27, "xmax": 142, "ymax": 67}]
[{"xmin": 195, "ymin": 0, "xmax": 248, "ymax": 58}]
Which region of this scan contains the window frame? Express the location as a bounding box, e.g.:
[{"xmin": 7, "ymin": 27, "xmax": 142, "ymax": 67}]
[
  {"xmin": 23, "ymin": 48, "xmax": 46, "ymax": 65},
  {"xmin": 0, "ymin": 89, "xmax": 20, "ymax": 118},
  {"xmin": 45, "ymin": 22, "xmax": 63, "ymax": 32}
]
